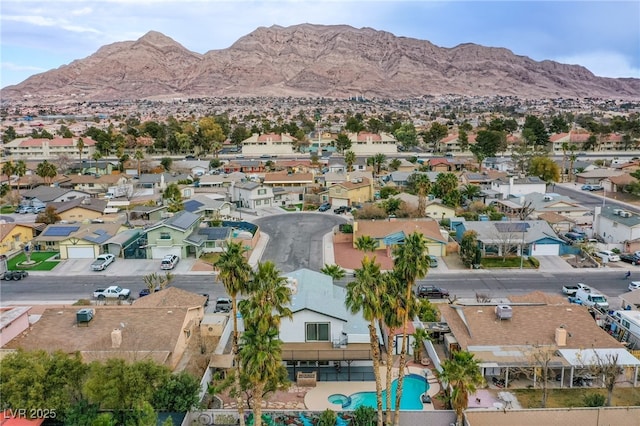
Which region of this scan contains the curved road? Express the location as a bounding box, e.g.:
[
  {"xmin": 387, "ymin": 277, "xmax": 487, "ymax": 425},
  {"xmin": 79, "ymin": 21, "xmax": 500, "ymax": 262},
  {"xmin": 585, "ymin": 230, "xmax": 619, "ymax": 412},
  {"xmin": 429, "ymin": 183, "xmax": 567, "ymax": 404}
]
[{"xmin": 254, "ymin": 212, "xmax": 348, "ymax": 273}]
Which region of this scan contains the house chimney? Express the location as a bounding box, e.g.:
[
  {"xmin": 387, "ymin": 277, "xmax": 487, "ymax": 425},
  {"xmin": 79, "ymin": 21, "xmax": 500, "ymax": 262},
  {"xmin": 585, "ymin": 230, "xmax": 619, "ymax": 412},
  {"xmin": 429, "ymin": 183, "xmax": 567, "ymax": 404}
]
[
  {"xmin": 555, "ymin": 327, "xmax": 567, "ymax": 347},
  {"xmin": 111, "ymin": 328, "xmax": 122, "ymax": 348}
]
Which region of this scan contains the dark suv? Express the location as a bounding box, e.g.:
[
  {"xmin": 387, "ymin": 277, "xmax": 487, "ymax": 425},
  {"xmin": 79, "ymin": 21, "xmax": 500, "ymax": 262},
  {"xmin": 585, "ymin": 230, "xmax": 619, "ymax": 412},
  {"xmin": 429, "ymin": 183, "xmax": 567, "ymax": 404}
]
[
  {"xmin": 416, "ymin": 285, "xmax": 449, "ymax": 299},
  {"xmin": 318, "ymin": 202, "xmax": 331, "ymax": 212},
  {"xmin": 334, "ymin": 206, "xmax": 351, "ymax": 214}
]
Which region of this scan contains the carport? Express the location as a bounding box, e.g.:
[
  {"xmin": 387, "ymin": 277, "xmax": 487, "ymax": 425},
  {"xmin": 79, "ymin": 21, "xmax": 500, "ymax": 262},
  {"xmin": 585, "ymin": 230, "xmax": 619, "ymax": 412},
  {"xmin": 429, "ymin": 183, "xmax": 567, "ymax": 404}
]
[{"xmin": 557, "ymin": 348, "xmax": 640, "ymax": 387}]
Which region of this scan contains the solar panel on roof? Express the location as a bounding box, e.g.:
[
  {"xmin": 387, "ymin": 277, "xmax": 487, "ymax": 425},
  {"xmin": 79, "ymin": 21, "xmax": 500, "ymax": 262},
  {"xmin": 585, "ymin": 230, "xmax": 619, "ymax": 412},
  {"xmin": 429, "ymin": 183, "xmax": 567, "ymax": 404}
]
[
  {"xmin": 43, "ymin": 226, "xmax": 80, "ymax": 237},
  {"xmin": 494, "ymin": 222, "xmax": 530, "ymax": 233}
]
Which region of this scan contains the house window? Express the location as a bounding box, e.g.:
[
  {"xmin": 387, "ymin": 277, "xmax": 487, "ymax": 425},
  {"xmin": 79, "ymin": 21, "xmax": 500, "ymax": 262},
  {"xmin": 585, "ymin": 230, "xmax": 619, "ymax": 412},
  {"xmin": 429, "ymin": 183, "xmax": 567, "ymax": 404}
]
[
  {"xmin": 258, "ymin": 189, "xmax": 266, "ymax": 195},
  {"xmin": 256, "ymin": 200, "xmax": 262, "ymax": 206},
  {"xmin": 160, "ymin": 232, "xmax": 171, "ymax": 239},
  {"xmin": 306, "ymin": 323, "xmax": 330, "ymax": 342}
]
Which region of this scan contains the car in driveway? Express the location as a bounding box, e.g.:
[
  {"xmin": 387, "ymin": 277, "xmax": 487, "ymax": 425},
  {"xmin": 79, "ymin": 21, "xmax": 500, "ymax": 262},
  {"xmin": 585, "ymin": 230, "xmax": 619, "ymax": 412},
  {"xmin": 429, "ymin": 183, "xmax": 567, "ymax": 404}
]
[
  {"xmin": 595, "ymin": 250, "xmax": 620, "ymax": 262},
  {"xmin": 629, "ymin": 281, "xmax": 640, "ymax": 291},
  {"xmin": 333, "ymin": 205, "xmax": 351, "ymax": 214},
  {"xmin": 318, "ymin": 202, "xmax": 331, "ymax": 212},
  {"xmin": 620, "ymin": 253, "xmax": 640, "ymax": 265},
  {"xmin": 160, "ymin": 254, "xmax": 180, "ymax": 270},
  {"xmin": 3, "ymin": 270, "xmax": 29, "ymax": 280},
  {"xmin": 91, "ymin": 254, "xmax": 116, "ymax": 271},
  {"xmin": 428, "ymin": 255, "xmax": 438, "ymax": 267},
  {"xmin": 581, "ymin": 184, "xmax": 603, "ymax": 191},
  {"xmin": 416, "ymin": 285, "xmax": 449, "ymax": 299}
]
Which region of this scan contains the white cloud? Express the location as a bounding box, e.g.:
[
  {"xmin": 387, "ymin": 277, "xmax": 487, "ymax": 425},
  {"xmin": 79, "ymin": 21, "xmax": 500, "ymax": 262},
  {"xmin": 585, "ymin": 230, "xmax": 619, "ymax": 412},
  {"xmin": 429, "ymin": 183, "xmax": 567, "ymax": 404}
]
[
  {"xmin": 3, "ymin": 14, "xmax": 100, "ymax": 34},
  {"xmin": 1, "ymin": 62, "xmax": 46, "ymax": 72},
  {"xmin": 556, "ymin": 52, "xmax": 640, "ymax": 79},
  {"xmin": 71, "ymin": 7, "xmax": 93, "ymax": 16}
]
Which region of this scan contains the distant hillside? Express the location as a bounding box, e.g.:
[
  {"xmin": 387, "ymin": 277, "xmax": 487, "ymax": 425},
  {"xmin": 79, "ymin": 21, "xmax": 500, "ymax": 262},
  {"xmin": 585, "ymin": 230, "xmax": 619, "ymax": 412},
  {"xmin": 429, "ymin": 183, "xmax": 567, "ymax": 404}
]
[{"xmin": 2, "ymin": 24, "xmax": 639, "ymax": 103}]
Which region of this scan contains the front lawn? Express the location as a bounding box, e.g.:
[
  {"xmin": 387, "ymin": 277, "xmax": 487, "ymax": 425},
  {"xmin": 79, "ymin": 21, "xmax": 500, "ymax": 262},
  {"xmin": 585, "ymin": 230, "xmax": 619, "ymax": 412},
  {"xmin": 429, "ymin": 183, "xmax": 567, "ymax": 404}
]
[
  {"xmin": 280, "ymin": 203, "xmax": 303, "ymax": 212},
  {"xmin": 513, "ymin": 387, "xmax": 640, "ymax": 408},
  {"xmin": 481, "ymin": 256, "xmax": 536, "ymax": 269},
  {"xmin": 7, "ymin": 252, "xmax": 60, "ymax": 271},
  {"xmin": 0, "ymin": 205, "xmax": 16, "ymax": 214}
]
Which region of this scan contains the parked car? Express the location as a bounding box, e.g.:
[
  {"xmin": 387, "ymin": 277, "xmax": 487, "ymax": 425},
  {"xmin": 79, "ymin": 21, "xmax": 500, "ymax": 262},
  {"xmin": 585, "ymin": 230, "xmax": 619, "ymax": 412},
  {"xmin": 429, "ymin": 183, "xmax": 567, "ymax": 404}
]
[
  {"xmin": 3, "ymin": 270, "xmax": 29, "ymax": 281},
  {"xmin": 139, "ymin": 287, "xmax": 160, "ymax": 297},
  {"xmin": 620, "ymin": 253, "xmax": 640, "ymax": 265},
  {"xmin": 428, "ymin": 255, "xmax": 438, "ymax": 268},
  {"xmin": 214, "ymin": 297, "xmax": 233, "ymax": 313},
  {"xmin": 416, "ymin": 285, "xmax": 449, "ymax": 299},
  {"xmin": 318, "ymin": 202, "xmax": 331, "ymax": 212},
  {"xmin": 629, "ymin": 282, "xmax": 640, "ymax": 291},
  {"xmin": 160, "ymin": 254, "xmax": 180, "ymax": 270},
  {"xmin": 581, "ymin": 184, "xmax": 603, "ymax": 191},
  {"xmin": 201, "ymin": 293, "xmax": 210, "ymax": 307},
  {"xmin": 564, "ymin": 232, "xmax": 584, "ymax": 244},
  {"xmin": 91, "ymin": 254, "xmax": 116, "ymax": 271},
  {"xmin": 333, "ymin": 205, "xmax": 351, "ymax": 214},
  {"xmin": 16, "ymin": 206, "xmax": 34, "ymax": 214},
  {"xmin": 595, "ymin": 250, "xmax": 621, "ymax": 262}
]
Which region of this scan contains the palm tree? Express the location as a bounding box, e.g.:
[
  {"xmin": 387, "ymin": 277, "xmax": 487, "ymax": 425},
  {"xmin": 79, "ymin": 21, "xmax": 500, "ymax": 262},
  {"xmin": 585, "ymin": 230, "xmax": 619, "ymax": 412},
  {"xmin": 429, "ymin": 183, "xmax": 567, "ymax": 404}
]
[
  {"xmin": 239, "ymin": 261, "xmax": 292, "ymax": 426},
  {"xmin": 76, "ymin": 138, "xmax": 85, "ymax": 168},
  {"xmin": 214, "ymin": 241, "xmax": 252, "ymax": 426},
  {"xmin": 560, "ymin": 142, "xmax": 568, "ymax": 182},
  {"xmin": 380, "ymin": 271, "xmax": 403, "ymax": 425},
  {"xmin": 436, "ymin": 350, "xmax": 485, "ymax": 426},
  {"xmin": 355, "ymin": 235, "xmax": 378, "ymax": 254},
  {"xmin": 134, "ymin": 149, "xmax": 144, "ymax": 178},
  {"xmin": 568, "ymin": 144, "xmax": 578, "ymax": 182},
  {"xmin": 35, "ymin": 161, "xmax": 57, "ymax": 185},
  {"xmin": 411, "ymin": 327, "xmax": 431, "ymax": 363},
  {"xmin": 344, "ymin": 150, "xmax": 356, "ymax": 172},
  {"xmin": 13, "ymin": 160, "xmax": 26, "ymax": 197},
  {"xmin": 345, "ymin": 256, "xmax": 384, "ymax": 426},
  {"xmin": 320, "ymin": 264, "xmax": 346, "ymax": 281},
  {"xmin": 412, "ymin": 174, "xmax": 431, "ymax": 217},
  {"xmin": 391, "ymin": 232, "xmax": 430, "ymax": 424},
  {"xmin": 460, "ymin": 184, "xmax": 481, "ymax": 203},
  {"xmin": 2, "ymin": 161, "xmax": 15, "ymax": 205},
  {"xmin": 370, "ymin": 153, "xmax": 387, "ymax": 176}
]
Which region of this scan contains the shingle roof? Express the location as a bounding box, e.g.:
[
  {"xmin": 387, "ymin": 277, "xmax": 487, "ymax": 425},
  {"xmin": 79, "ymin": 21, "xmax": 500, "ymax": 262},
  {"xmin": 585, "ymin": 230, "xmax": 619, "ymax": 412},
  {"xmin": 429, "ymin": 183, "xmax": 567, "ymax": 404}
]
[
  {"xmin": 184, "ymin": 227, "xmax": 231, "ymax": 245},
  {"xmin": 354, "ymin": 219, "xmax": 447, "ymax": 244},
  {"xmin": 460, "ymin": 220, "xmax": 563, "ymax": 244},
  {"xmin": 163, "ymin": 210, "xmax": 200, "ymax": 231}
]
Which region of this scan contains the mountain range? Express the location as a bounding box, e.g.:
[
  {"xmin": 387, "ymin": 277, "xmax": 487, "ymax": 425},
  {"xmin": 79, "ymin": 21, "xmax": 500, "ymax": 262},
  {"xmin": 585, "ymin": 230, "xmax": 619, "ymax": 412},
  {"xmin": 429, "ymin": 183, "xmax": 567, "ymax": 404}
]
[{"xmin": 2, "ymin": 24, "xmax": 639, "ymax": 103}]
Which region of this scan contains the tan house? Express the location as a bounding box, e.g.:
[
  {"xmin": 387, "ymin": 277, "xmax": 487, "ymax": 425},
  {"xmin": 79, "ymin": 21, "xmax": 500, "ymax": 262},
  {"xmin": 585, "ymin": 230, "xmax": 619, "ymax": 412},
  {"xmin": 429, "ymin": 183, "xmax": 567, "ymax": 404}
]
[
  {"xmin": 353, "ymin": 219, "xmax": 448, "ymax": 256},
  {"xmin": 0, "ymin": 306, "xmax": 31, "ymax": 347},
  {"xmin": 0, "ymin": 223, "xmax": 37, "ymax": 256},
  {"xmin": 48, "ymin": 198, "xmax": 109, "ymax": 222},
  {"xmin": 263, "ymin": 172, "xmax": 314, "ymax": 187},
  {"xmin": 347, "ymin": 132, "xmax": 398, "ymax": 156},
  {"xmin": 3, "ymin": 305, "xmax": 199, "ymax": 370},
  {"xmin": 60, "ymin": 174, "xmax": 129, "ymax": 194},
  {"xmin": 424, "ymin": 200, "xmax": 457, "ymax": 221},
  {"xmin": 3, "ymin": 137, "xmax": 98, "ymax": 160},
  {"xmin": 321, "ymin": 177, "xmax": 374, "ymax": 207},
  {"xmin": 34, "ymin": 222, "xmax": 123, "ymax": 258},
  {"xmin": 241, "ymin": 133, "xmax": 296, "ymax": 156}
]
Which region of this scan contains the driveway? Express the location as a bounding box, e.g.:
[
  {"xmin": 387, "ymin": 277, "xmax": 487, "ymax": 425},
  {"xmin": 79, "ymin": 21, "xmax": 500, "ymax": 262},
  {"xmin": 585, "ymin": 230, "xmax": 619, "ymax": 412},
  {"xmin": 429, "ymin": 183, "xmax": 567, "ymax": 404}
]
[
  {"xmin": 30, "ymin": 257, "xmax": 199, "ymax": 277},
  {"xmin": 254, "ymin": 213, "xmax": 348, "ymax": 273}
]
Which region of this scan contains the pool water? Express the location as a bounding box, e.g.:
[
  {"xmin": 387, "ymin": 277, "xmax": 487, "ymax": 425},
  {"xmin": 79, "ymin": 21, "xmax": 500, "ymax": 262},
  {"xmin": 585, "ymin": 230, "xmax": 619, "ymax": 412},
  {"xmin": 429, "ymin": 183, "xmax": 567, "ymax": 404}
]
[{"xmin": 328, "ymin": 374, "xmax": 429, "ymax": 410}]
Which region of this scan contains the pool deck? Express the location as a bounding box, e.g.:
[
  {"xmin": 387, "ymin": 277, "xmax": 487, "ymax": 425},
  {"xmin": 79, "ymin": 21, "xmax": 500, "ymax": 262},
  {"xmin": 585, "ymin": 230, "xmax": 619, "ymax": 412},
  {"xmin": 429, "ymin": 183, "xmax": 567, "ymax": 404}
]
[{"xmin": 305, "ymin": 366, "xmax": 441, "ymax": 411}]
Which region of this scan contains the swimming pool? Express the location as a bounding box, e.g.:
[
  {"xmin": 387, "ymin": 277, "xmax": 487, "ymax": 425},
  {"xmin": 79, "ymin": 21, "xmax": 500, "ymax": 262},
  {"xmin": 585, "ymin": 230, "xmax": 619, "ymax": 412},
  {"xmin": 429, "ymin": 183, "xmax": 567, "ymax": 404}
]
[{"xmin": 327, "ymin": 374, "xmax": 429, "ymax": 410}]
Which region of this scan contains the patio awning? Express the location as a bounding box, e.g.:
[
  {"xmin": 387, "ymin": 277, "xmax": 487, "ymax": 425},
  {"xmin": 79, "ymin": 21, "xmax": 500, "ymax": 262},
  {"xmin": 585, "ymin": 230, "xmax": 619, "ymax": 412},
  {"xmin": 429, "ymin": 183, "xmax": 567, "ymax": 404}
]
[{"xmin": 558, "ymin": 348, "xmax": 640, "ymax": 367}]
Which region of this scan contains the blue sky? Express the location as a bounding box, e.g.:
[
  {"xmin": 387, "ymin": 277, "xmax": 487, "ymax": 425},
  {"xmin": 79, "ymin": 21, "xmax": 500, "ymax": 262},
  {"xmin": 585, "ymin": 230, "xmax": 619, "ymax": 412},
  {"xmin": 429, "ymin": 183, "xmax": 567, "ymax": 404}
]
[{"xmin": 1, "ymin": 0, "xmax": 639, "ymax": 89}]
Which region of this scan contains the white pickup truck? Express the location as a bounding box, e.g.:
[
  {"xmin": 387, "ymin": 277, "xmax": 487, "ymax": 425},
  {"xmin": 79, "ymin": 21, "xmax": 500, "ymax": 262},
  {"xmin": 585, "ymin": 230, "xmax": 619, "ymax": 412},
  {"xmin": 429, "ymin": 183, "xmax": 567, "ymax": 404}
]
[
  {"xmin": 562, "ymin": 283, "xmax": 590, "ymax": 296},
  {"xmin": 93, "ymin": 285, "xmax": 131, "ymax": 300},
  {"xmin": 91, "ymin": 254, "xmax": 115, "ymax": 271}
]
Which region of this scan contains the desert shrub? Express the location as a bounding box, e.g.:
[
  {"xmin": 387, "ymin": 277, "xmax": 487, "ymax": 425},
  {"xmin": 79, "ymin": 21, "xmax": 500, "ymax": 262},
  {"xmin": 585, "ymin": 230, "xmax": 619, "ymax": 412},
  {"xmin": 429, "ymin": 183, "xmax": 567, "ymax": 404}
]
[
  {"xmin": 318, "ymin": 409, "xmax": 337, "ymax": 426},
  {"xmin": 583, "ymin": 393, "xmax": 605, "ymax": 407},
  {"xmin": 352, "ymin": 406, "xmax": 376, "ymax": 426}
]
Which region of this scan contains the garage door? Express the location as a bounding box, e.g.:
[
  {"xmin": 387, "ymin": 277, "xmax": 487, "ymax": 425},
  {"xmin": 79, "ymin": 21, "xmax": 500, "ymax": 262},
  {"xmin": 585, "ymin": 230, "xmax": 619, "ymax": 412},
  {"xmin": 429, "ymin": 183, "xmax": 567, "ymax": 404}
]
[
  {"xmin": 151, "ymin": 247, "xmax": 182, "ymax": 260},
  {"xmin": 332, "ymin": 198, "xmax": 349, "ymax": 207},
  {"xmin": 67, "ymin": 246, "xmax": 95, "ymax": 259},
  {"xmin": 426, "ymin": 243, "xmax": 445, "ymax": 257},
  {"xmin": 530, "ymin": 243, "xmax": 559, "ymax": 256}
]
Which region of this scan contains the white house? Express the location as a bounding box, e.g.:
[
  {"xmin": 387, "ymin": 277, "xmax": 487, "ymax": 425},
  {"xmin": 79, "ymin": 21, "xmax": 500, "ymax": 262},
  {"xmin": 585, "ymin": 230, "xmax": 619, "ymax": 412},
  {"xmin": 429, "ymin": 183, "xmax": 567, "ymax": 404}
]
[
  {"xmin": 594, "ymin": 205, "xmax": 640, "ymax": 245},
  {"xmin": 241, "ymin": 133, "xmax": 296, "ymax": 156},
  {"xmin": 230, "ymin": 181, "xmax": 274, "ymax": 210},
  {"xmin": 347, "ymin": 132, "xmax": 398, "ymax": 156},
  {"xmin": 491, "ymin": 176, "xmax": 547, "ymax": 200},
  {"xmin": 279, "ymin": 269, "xmax": 375, "ymax": 368}
]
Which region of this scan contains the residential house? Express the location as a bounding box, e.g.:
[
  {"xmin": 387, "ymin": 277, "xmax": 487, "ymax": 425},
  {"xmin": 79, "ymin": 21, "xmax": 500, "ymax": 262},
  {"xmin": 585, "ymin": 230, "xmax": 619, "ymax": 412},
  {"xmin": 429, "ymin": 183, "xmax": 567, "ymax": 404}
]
[
  {"xmin": 137, "ymin": 172, "xmax": 189, "ymax": 190},
  {"xmin": 172, "ymin": 160, "xmax": 210, "ymax": 177},
  {"xmin": 428, "ymin": 158, "xmax": 453, "ymax": 172},
  {"xmin": 392, "ymin": 158, "xmax": 418, "ymax": 172},
  {"xmin": 183, "ymin": 195, "xmax": 233, "ymax": 219},
  {"xmin": 320, "ymin": 177, "xmax": 374, "ymax": 207},
  {"xmin": 438, "ymin": 295, "xmax": 638, "ymax": 388},
  {"xmin": 353, "ymin": 219, "xmax": 448, "ymax": 257},
  {"xmin": 2, "ymin": 305, "xmax": 200, "ymax": 370},
  {"xmin": 279, "ymin": 269, "xmax": 374, "ymax": 372},
  {"xmin": 454, "ymin": 220, "xmax": 565, "ymax": 256},
  {"xmin": 103, "ymin": 228, "xmax": 147, "ymax": 259},
  {"xmin": 460, "ymin": 171, "xmax": 507, "ymax": 189},
  {"xmin": 144, "ymin": 210, "xmax": 202, "ymax": 259},
  {"xmin": 276, "ymin": 159, "xmax": 316, "ymax": 174},
  {"xmin": 263, "ymin": 172, "xmax": 314, "ymax": 187},
  {"xmin": 326, "ymin": 158, "xmax": 347, "ymax": 173},
  {"xmin": 575, "ymin": 169, "xmax": 624, "ymax": 185},
  {"xmin": 3, "ymin": 137, "xmax": 97, "ymax": 160},
  {"xmin": 536, "ymin": 212, "xmax": 577, "ymax": 234},
  {"xmin": 347, "ymin": 132, "xmax": 398, "ymax": 156},
  {"xmin": 548, "ymin": 131, "xmax": 593, "ymax": 153},
  {"xmin": 231, "ymin": 181, "xmax": 275, "ymax": 210},
  {"xmin": 0, "ymin": 306, "xmax": 31, "ymax": 347},
  {"xmin": 69, "ymin": 160, "xmax": 116, "ymax": 176},
  {"xmin": 0, "ymin": 223, "xmax": 37, "ymax": 255},
  {"xmin": 273, "ymin": 187, "xmax": 306, "ymax": 207},
  {"xmin": 594, "ymin": 205, "xmax": 640, "ymax": 248},
  {"xmin": 222, "ymin": 160, "xmax": 265, "ymax": 174},
  {"xmin": 133, "ymin": 287, "xmax": 207, "ymax": 319},
  {"xmin": 483, "ymin": 157, "xmax": 515, "ymax": 173},
  {"xmin": 21, "ymin": 186, "xmax": 91, "ymax": 205},
  {"xmin": 424, "ymin": 199, "xmax": 457, "ymax": 221},
  {"xmin": 48, "ymin": 198, "xmax": 109, "ymax": 222},
  {"xmin": 490, "ymin": 176, "xmax": 547, "ymax": 200},
  {"xmin": 128, "ymin": 205, "xmax": 168, "ymax": 225},
  {"xmin": 522, "ymin": 192, "xmax": 591, "ymax": 224},
  {"xmin": 241, "ymin": 133, "xmax": 296, "ymax": 156},
  {"xmin": 197, "ymin": 172, "xmax": 245, "ymax": 189},
  {"xmin": 34, "ymin": 222, "xmax": 123, "ymax": 259},
  {"xmin": 59, "ymin": 173, "xmax": 128, "ymax": 195},
  {"xmin": 603, "ymin": 173, "xmax": 638, "ymax": 193},
  {"xmin": 322, "ymin": 171, "xmax": 373, "ymax": 188}
]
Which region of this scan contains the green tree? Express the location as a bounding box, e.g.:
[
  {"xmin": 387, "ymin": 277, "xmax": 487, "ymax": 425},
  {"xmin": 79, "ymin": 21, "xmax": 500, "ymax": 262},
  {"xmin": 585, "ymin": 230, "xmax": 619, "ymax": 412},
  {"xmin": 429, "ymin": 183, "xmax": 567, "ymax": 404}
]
[
  {"xmin": 35, "ymin": 160, "xmax": 57, "ymax": 185},
  {"xmin": 0, "ymin": 350, "xmax": 88, "ymax": 421},
  {"xmin": 379, "ymin": 186, "xmax": 399, "ymax": 199},
  {"xmin": 393, "ymin": 123, "xmax": 418, "ymax": 150},
  {"xmin": 344, "ymin": 150, "xmax": 356, "ymax": 172},
  {"xmin": 160, "ymin": 157, "xmax": 173, "ymax": 171},
  {"xmin": 345, "ymin": 116, "xmax": 365, "ymax": 133},
  {"xmin": 382, "ymin": 197, "xmax": 401, "ymax": 216},
  {"xmin": 151, "ymin": 371, "xmax": 200, "ymax": 412},
  {"xmin": 36, "ymin": 205, "xmax": 62, "ymax": 225},
  {"xmin": 239, "ymin": 261, "xmax": 292, "ymax": 426},
  {"xmin": 406, "ymin": 173, "xmax": 431, "ymax": 216},
  {"xmin": 3, "ymin": 126, "xmax": 17, "ymax": 142},
  {"xmin": 436, "ymin": 350, "xmax": 484, "ymax": 426},
  {"xmin": 458, "ymin": 129, "xmax": 469, "ymax": 152},
  {"xmin": 471, "ymin": 130, "xmax": 504, "ymax": 170},
  {"xmin": 214, "ymin": 241, "xmax": 252, "ymax": 426},
  {"xmin": 369, "ymin": 153, "xmax": 387, "ymax": 176},
  {"xmin": 461, "ymin": 184, "xmax": 481, "ymax": 202},
  {"xmin": 391, "ymin": 232, "xmax": 430, "ymax": 424},
  {"xmin": 380, "ymin": 271, "xmax": 403, "ymax": 424},
  {"xmin": 355, "ymin": 235, "xmax": 378, "ymax": 254},
  {"xmin": 529, "ymin": 156, "xmax": 560, "ymax": 183},
  {"xmin": 334, "ymin": 133, "xmax": 352, "ymax": 153},
  {"xmin": 432, "ymin": 173, "xmax": 458, "ymax": 200},
  {"xmin": 346, "ymin": 256, "xmax": 385, "ymax": 426},
  {"xmin": 198, "ymin": 116, "xmax": 226, "ymax": 157},
  {"xmin": 423, "ymin": 122, "xmax": 449, "ymax": 152},
  {"xmin": 2, "ymin": 161, "xmax": 15, "ymax": 205},
  {"xmin": 13, "ymin": 160, "xmax": 26, "ymax": 198},
  {"xmin": 76, "ymin": 137, "xmax": 85, "ymax": 165},
  {"xmin": 460, "ymin": 230, "xmax": 480, "ymax": 268},
  {"xmin": 388, "ymin": 158, "xmax": 402, "ymax": 171},
  {"xmin": 523, "ymin": 115, "xmax": 549, "ymax": 146},
  {"xmin": 320, "ymin": 263, "xmax": 346, "ymax": 281},
  {"xmin": 134, "ymin": 149, "xmax": 144, "ymax": 177}
]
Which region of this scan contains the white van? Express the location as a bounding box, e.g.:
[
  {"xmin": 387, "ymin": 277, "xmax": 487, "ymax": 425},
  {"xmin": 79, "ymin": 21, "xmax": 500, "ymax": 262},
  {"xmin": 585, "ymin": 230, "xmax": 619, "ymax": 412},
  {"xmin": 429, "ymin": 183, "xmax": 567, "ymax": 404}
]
[{"xmin": 575, "ymin": 288, "xmax": 609, "ymax": 309}]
